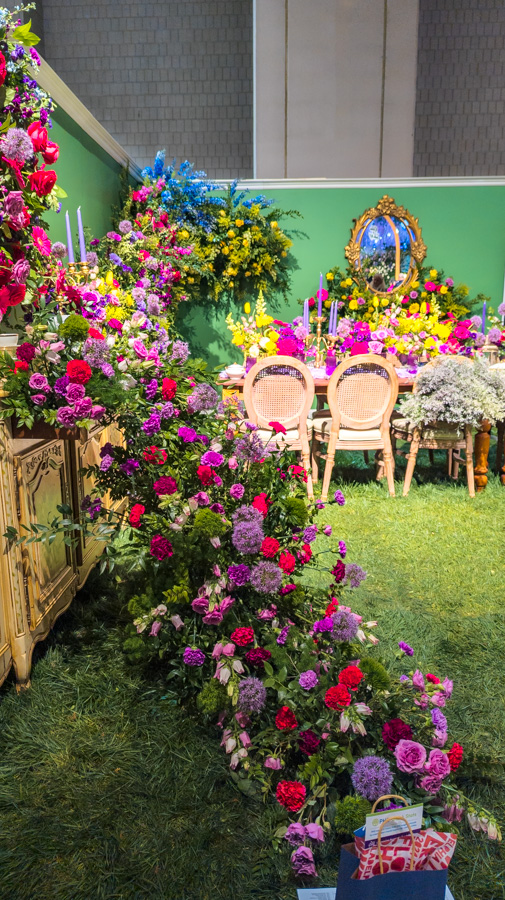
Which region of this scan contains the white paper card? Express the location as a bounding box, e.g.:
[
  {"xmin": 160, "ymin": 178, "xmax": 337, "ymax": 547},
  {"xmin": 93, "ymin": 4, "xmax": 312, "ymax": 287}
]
[
  {"xmin": 364, "ymin": 803, "xmax": 424, "ymax": 843},
  {"xmin": 297, "ymin": 890, "xmax": 336, "ymax": 900}
]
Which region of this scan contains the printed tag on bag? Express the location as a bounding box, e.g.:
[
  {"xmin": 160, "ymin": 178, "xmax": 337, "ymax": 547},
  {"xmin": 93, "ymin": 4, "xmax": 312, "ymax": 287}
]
[
  {"xmin": 361, "ymin": 802, "xmax": 424, "ymax": 844},
  {"xmin": 297, "ymin": 889, "xmax": 336, "ymax": 900}
]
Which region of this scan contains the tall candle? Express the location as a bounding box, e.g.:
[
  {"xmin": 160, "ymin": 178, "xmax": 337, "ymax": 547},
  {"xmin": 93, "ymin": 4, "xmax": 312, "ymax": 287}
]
[
  {"xmin": 329, "ymin": 302, "xmax": 335, "ymax": 335},
  {"xmin": 65, "ymin": 211, "xmax": 74, "ymax": 264},
  {"xmin": 482, "ymin": 299, "xmax": 487, "ymax": 333},
  {"xmin": 317, "ymin": 272, "xmax": 323, "ymax": 317},
  {"xmin": 76, "ymin": 207, "xmax": 87, "ymax": 263},
  {"xmin": 303, "ymin": 298, "xmax": 309, "ymax": 331}
]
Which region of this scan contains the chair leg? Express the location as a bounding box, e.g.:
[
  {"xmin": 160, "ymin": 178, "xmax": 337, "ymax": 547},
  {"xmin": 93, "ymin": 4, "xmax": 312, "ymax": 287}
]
[
  {"xmin": 465, "ymin": 426, "xmax": 475, "ymax": 498},
  {"xmin": 452, "ymin": 455, "xmax": 460, "ymax": 480},
  {"xmin": 321, "ymin": 433, "xmax": 337, "ymax": 502},
  {"xmin": 300, "ymin": 437, "xmax": 314, "ymax": 501},
  {"xmin": 429, "ymin": 449, "xmax": 435, "ymax": 465},
  {"xmin": 311, "ymin": 439, "xmax": 319, "ymax": 484},
  {"xmin": 447, "ymin": 449, "xmax": 453, "ymax": 476},
  {"xmin": 403, "ymin": 432, "xmax": 420, "ymax": 496},
  {"xmin": 383, "ymin": 436, "xmax": 395, "ymax": 497},
  {"xmin": 363, "ymin": 450, "xmax": 369, "ymax": 464}
]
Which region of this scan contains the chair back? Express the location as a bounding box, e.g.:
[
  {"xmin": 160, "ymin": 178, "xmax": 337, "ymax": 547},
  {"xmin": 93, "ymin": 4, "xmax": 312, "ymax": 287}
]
[
  {"xmin": 243, "ymin": 356, "xmax": 315, "ymax": 430},
  {"xmin": 326, "ymin": 354, "xmax": 399, "ymax": 433}
]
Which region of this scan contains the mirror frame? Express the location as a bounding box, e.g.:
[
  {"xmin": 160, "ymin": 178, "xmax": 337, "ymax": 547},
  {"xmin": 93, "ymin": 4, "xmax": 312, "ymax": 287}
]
[{"xmin": 344, "ymin": 195, "xmax": 427, "ymax": 296}]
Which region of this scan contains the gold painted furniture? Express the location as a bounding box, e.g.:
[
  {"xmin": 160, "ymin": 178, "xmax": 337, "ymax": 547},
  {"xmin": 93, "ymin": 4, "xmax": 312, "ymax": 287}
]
[{"xmin": 242, "ymin": 355, "xmax": 315, "ymax": 499}]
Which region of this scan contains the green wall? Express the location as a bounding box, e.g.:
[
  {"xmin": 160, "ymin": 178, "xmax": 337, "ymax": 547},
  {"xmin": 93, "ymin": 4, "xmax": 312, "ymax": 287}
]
[
  {"xmin": 44, "ymin": 108, "xmax": 125, "ymax": 245},
  {"xmin": 181, "ymin": 184, "xmax": 505, "ymax": 370}
]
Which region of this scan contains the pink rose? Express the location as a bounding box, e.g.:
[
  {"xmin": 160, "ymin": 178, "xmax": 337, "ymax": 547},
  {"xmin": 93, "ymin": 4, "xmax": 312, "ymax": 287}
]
[
  {"xmin": 419, "ymin": 774, "xmax": 444, "ymax": 794},
  {"xmin": 203, "ymin": 607, "xmax": 223, "ymax": 625},
  {"xmin": 191, "ymin": 596, "xmax": 209, "ymax": 614},
  {"xmin": 132, "ymin": 339, "xmax": 148, "ymax": 359},
  {"xmin": 394, "ymin": 739, "xmax": 427, "ymax": 773},
  {"xmin": 425, "ymin": 749, "xmax": 451, "ymax": 779},
  {"xmin": 30, "ymin": 393, "xmax": 47, "ymax": 405},
  {"xmin": 264, "ymin": 757, "xmax": 282, "ymax": 770}
]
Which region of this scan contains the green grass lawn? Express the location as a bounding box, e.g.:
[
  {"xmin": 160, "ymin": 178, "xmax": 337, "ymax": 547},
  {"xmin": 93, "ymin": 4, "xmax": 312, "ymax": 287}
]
[{"xmin": 0, "ymin": 448, "xmax": 504, "ymax": 899}]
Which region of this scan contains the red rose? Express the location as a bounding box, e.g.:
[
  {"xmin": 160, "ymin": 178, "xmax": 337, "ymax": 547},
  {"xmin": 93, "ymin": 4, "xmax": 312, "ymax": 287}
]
[
  {"xmin": 28, "ymin": 169, "xmax": 57, "ymax": 197},
  {"xmin": 16, "ymin": 342, "xmax": 36, "ymax": 364},
  {"xmin": 325, "ymin": 597, "xmax": 339, "ymax": 616},
  {"xmin": 66, "ymin": 360, "xmax": 92, "ymax": 384},
  {"xmin": 426, "ymin": 673, "xmax": 441, "ymax": 684},
  {"xmin": 252, "ymin": 492, "xmax": 271, "ymax": 518},
  {"xmin": 14, "ymin": 359, "xmax": 29, "ymax": 373},
  {"xmin": 381, "ymin": 718, "xmax": 413, "ymax": 751},
  {"xmin": 153, "ymin": 476, "xmax": 178, "ymax": 495},
  {"xmin": 338, "ymin": 665, "xmax": 364, "ymax": 691},
  {"xmin": 197, "ymin": 464, "xmax": 214, "ymax": 486},
  {"xmin": 88, "ymin": 328, "xmax": 104, "ymax": 340},
  {"xmin": 230, "ymin": 627, "xmax": 254, "ymax": 647},
  {"xmin": 279, "ymin": 551, "xmax": 296, "ymax": 574},
  {"xmin": 276, "ymin": 780, "xmax": 306, "ymax": 812},
  {"xmin": 324, "ymin": 685, "xmax": 351, "ymax": 710},
  {"xmin": 143, "ymin": 446, "xmax": 168, "ymax": 465},
  {"xmin": 27, "ymin": 121, "xmax": 48, "ymax": 152},
  {"xmin": 0, "ymin": 284, "xmax": 25, "ymax": 312},
  {"xmin": 447, "ymin": 742, "xmax": 463, "ymax": 772},
  {"xmin": 0, "ymin": 52, "xmax": 6, "ymax": 87},
  {"xmin": 268, "ymin": 421, "xmax": 287, "ymax": 435},
  {"xmin": 244, "ymin": 647, "xmax": 271, "ymax": 669},
  {"xmin": 149, "ymin": 535, "xmax": 173, "ymax": 560},
  {"xmin": 129, "ymin": 503, "xmax": 145, "ymax": 528},
  {"xmin": 42, "ymin": 141, "xmax": 59, "ymax": 165},
  {"xmin": 261, "ymin": 536, "xmax": 280, "ymax": 558},
  {"xmin": 161, "ymin": 377, "xmax": 177, "ymax": 400},
  {"xmin": 298, "ymin": 542, "xmax": 312, "ymax": 565},
  {"xmin": 275, "ymin": 706, "xmax": 298, "ymax": 730},
  {"xmin": 298, "ymin": 729, "xmax": 320, "ymax": 756},
  {"xmin": 331, "ymin": 560, "xmax": 346, "ymax": 583}
]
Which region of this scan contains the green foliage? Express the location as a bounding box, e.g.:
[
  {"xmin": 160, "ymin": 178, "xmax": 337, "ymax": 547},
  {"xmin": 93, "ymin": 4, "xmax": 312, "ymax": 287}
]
[
  {"xmin": 283, "ymin": 496, "xmax": 309, "ymax": 527},
  {"xmin": 192, "ymin": 508, "xmax": 228, "ymax": 540},
  {"xmin": 57, "ymin": 314, "xmax": 92, "ymax": 340},
  {"xmin": 360, "ymin": 657, "xmax": 391, "ymax": 692},
  {"xmin": 197, "ymin": 678, "xmax": 229, "ymax": 716},
  {"xmin": 334, "ymin": 795, "xmax": 372, "ymax": 835}
]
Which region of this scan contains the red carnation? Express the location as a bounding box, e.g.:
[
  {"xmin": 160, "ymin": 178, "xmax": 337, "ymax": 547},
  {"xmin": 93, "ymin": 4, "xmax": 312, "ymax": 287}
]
[
  {"xmin": 161, "ymin": 377, "xmax": 177, "ymax": 400},
  {"xmin": 149, "ymin": 535, "xmax": 173, "ymax": 560},
  {"xmin": 298, "ymin": 543, "xmax": 312, "ymax": 565},
  {"xmin": 66, "ymin": 360, "xmax": 92, "ymax": 384},
  {"xmin": 426, "ymin": 673, "xmax": 441, "ymax": 684},
  {"xmin": 261, "ymin": 536, "xmax": 280, "ymax": 558},
  {"xmin": 339, "ymin": 665, "xmax": 364, "ymax": 691},
  {"xmin": 279, "ymin": 551, "xmax": 296, "ymax": 574},
  {"xmin": 244, "ymin": 647, "xmax": 271, "ymax": 669},
  {"xmin": 14, "ymin": 359, "xmax": 29, "ymax": 373},
  {"xmin": 288, "ymin": 464, "xmax": 308, "ymax": 483},
  {"xmin": 275, "ymin": 706, "xmax": 298, "ymax": 730},
  {"xmin": 269, "ymin": 421, "xmax": 287, "ymax": 435},
  {"xmin": 28, "ymin": 169, "xmax": 57, "ymax": 197},
  {"xmin": 325, "ymin": 597, "xmax": 339, "ymax": 616},
  {"xmin": 324, "ymin": 685, "xmax": 351, "ymax": 710},
  {"xmin": 153, "ymin": 476, "xmax": 178, "ymax": 495},
  {"xmin": 276, "ymin": 780, "xmax": 306, "ymax": 812},
  {"xmin": 129, "ymin": 503, "xmax": 145, "ymax": 528},
  {"xmin": 87, "ymin": 327, "xmax": 104, "ymax": 340},
  {"xmin": 143, "ymin": 446, "xmax": 168, "ymax": 465},
  {"xmin": 447, "ymin": 742, "xmax": 464, "ymax": 772},
  {"xmin": 252, "ymin": 492, "xmax": 271, "ymax": 518},
  {"xmin": 230, "ymin": 627, "xmax": 254, "ymax": 647},
  {"xmin": 27, "ymin": 121, "xmax": 48, "ymax": 152},
  {"xmin": 16, "ymin": 342, "xmax": 36, "ymax": 364},
  {"xmin": 0, "ymin": 52, "xmax": 6, "ymax": 87},
  {"xmin": 382, "ymin": 718, "xmax": 413, "ymax": 751},
  {"xmin": 331, "ymin": 560, "xmax": 346, "ymax": 583},
  {"xmin": 197, "ymin": 464, "xmax": 215, "ymax": 486},
  {"xmin": 298, "ymin": 729, "xmax": 320, "ymax": 756}
]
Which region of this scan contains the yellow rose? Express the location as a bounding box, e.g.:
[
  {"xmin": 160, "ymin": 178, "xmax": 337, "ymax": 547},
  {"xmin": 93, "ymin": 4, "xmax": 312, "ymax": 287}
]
[
  {"xmin": 222, "ymin": 246, "xmax": 229, "ymax": 256},
  {"xmin": 411, "ymin": 281, "xmax": 419, "ymax": 289},
  {"xmin": 242, "ymin": 239, "xmax": 249, "ymax": 247},
  {"xmin": 380, "ymin": 298, "xmax": 389, "ymax": 306},
  {"xmin": 235, "ymin": 219, "xmax": 244, "ymax": 227},
  {"xmin": 227, "ymin": 230, "xmax": 235, "ymax": 238},
  {"xmin": 440, "ymin": 285, "xmax": 448, "ymax": 294},
  {"xmin": 281, "ymin": 251, "xmax": 287, "ymax": 257},
  {"xmin": 340, "ymin": 281, "xmax": 347, "ymax": 288},
  {"xmin": 245, "ymin": 271, "xmax": 251, "ymax": 276},
  {"xmin": 326, "ymin": 272, "xmax": 334, "ymax": 281},
  {"xmin": 349, "ymin": 299, "xmax": 358, "ymax": 310},
  {"xmin": 264, "ymin": 341, "xmax": 277, "ymax": 353},
  {"xmin": 429, "ymin": 269, "xmax": 438, "ymax": 279},
  {"xmin": 345, "ymin": 278, "xmax": 353, "ymax": 287},
  {"xmin": 268, "ymin": 330, "xmax": 279, "ymax": 342}
]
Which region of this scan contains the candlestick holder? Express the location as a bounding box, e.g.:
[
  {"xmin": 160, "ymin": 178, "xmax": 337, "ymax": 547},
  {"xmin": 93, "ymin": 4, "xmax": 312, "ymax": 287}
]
[
  {"xmin": 67, "ymin": 261, "xmax": 90, "ymax": 285},
  {"xmin": 481, "ymin": 335, "xmax": 499, "ymax": 365}
]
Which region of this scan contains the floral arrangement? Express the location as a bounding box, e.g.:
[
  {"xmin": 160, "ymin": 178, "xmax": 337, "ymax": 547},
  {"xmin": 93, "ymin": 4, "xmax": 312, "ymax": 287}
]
[
  {"xmin": 121, "ymin": 154, "xmax": 297, "ymax": 306},
  {"xmin": 0, "ymin": 6, "xmax": 65, "ymax": 325},
  {"xmin": 399, "ymin": 357, "xmax": 505, "ymax": 430},
  {"xmin": 225, "ymin": 290, "xmax": 307, "ymax": 364}
]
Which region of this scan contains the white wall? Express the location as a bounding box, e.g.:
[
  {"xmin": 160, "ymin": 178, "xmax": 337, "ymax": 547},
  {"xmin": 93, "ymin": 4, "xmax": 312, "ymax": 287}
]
[{"xmin": 255, "ymin": 0, "xmax": 419, "ymax": 178}]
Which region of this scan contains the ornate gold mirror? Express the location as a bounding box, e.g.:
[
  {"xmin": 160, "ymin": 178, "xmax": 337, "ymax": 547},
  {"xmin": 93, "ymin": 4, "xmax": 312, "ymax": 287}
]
[{"xmin": 345, "ymin": 195, "xmax": 426, "ymax": 296}]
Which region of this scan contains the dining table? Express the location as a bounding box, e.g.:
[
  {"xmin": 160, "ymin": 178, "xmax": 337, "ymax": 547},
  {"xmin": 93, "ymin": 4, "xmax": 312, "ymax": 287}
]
[{"xmin": 219, "ymin": 367, "xmax": 499, "ymax": 492}]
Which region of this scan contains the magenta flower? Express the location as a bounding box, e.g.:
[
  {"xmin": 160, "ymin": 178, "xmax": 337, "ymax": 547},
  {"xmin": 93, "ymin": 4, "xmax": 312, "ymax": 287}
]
[
  {"xmin": 264, "ymin": 756, "xmax": 282, "ymax": 770},
  {"xmin": 183, "ymin": 646, "xmax": 205, "ymax": 666},
  {"xmin": 284, "ymin": 823, "xmax": 306, "ymax": 846},
  {"xmin": 291, "ymin": 846, "xmax": 317, "ymax": 878},
  {"xmin": 412, "ymin": 669, "xmax": 425, "ymax": 690},
  {"xmin": 30, "ymin": 393, "xmax": 46, "ymax": 405},
  {"xmin": 230, "ymin": 483, "xmax": 245, "ymax": 500},
  {"xmin": 394, "ymin": 739, "xmax": 427, "ymax": 774}
]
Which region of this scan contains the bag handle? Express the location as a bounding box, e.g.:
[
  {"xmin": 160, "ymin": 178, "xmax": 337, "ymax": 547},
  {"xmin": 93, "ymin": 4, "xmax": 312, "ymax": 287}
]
[
  {"xmin": 377, "ymin": 815, "xmax": 415, "ymax": 875},
  {"xmin": 371, "ymin": 794, "xmax": 410, "ymax": 813}
]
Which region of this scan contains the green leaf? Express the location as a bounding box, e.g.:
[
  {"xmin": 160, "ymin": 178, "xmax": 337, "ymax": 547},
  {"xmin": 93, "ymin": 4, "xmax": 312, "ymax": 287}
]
[
  {"xmin": 11, "ymin": 21, "xmax": 41, "ymax": 47},
  {"xmin": 54, "ymin": 184, "xmax": 68, "ymax": 199},
  {"xmin": 263, "ymin": 661, "xmax": 273, "ymax": 677}
]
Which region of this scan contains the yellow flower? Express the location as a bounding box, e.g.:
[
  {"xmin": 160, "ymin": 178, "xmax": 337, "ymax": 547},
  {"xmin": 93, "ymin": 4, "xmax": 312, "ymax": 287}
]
[
  {"xmin": 368, "ymin": 306, "xmax": 374, "ymax": 314},
  {"xmin": 235, "ymin": 219, "xmax": 244, "ymax": 227},
  {"xmin": 373, "ymin": 298, "xmax": 379, "ymax": 308},
  {"xmin": 188, "ymin": 277, "xmax": 194, "ymax": 284},
  {"xmin": 219, "ymin": 210, "xmax": 226, "ymax": 217},
  {"xmin": 222, "ymin": 247, "xmax": 229, "ymax": 255},
  {"xmin": 245, "ymin": 270, "xmax": 251, "ymax": 276},
  {"xmin": 105, "ymin": 271, "xmax": 114, "ymax": 287},
  {"xmin": 244, "ymin": 302, "xmax": 251, "ymax": 314},
  {"xmin": 440, "ymin": 285, "xmax": 448, "ymax": 294},
  {"xmin": 421, "ymin": 291, "xmax": 427, "ymax": 298},
  {"xmin": 340, "ymin": 280, "xmax": 347, "ymax": 288},
  {"xmin": 267, "ymin": 330, "xmax": 279, "ymax": 342},
  {"xmin": 345, "ymin": 278, "xmax": 353, "ymax": 287},
  {"xmin": 256, "ymin": 314, "xmax": 273, "ymax": 327},
  {"xmin": 270, "ymin": 221, "xmax": 278, "ymax": 229},
  {"xmin": 380, "ymin": 298, "xmax": 389, "ymax": 306},
  {"xmin": 227, "ymin": 230, "xmax": 235, "ymax": 238},
  {"xmin": 326, "ymin": 272, "xmax": 334, "ymax": 281},
  {"xmin": 242, "ymin": 239, "xmax": 249, "ymax": 248},
  {"xmin": 429, "ymin": 269, "xmax": 438, "ymax": 279},
  {"xmin": 180, "ymin": 229, "xmax": 190, "ymax": 239},
  {"xmin": 264, "ymin": 340, "xmax": 277, "ymax": 353},
  {"xmin": 409, "ymin": 303, "xmax": 420, "ymax": 314},
  {"xmin": 281, "ymin": 251, "xmax": 287, "ymax": 257},
  {"xmin": 349, "ymin": 299, "xmax": 358, "ymax": 310},
  {"xmin": 324, "ymin": 299, "xmax": 332, "ymax": 309},
  {"xmin": 411, "ymin": 281, "xmax": 419, "ymax": 289}
]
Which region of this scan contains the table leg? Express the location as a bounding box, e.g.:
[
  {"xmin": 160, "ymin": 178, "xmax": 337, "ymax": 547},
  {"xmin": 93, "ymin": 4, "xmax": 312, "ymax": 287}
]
[
  {"xmin": 496, "ymin": 421, "xmax": 505, "ymax": 485},
  {"xmin": 474, "ymin": 420, "xmax": 491, "ymax": 492}
]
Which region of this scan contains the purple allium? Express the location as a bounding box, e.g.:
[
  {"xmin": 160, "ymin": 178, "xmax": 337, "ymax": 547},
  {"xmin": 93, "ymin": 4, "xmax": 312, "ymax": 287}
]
[
  {"xmin": 431, "ymin": 708, "xmax": 447, "ymax": 731},
  {"xmin": 160, "ymin": 402, "xmax": 175, "ymax": 419},
  {"xmin": 228, "ymin": 564, "xmax": 251, "ymax": 587},
  {"xmin": 238, "ymin": 676, "xmax": 267, "ymax": 713},
  {"xmin": 119, "ymin": 459, "xmax": 140, "ymax": 476},
  {"xmin": 398, "ymin": 641, "xmax": 414, "ymax": 656},
  {"xmin": 298, "ymin": 670, "xmax": 319, "ymax": 690},
  {"xmin": 51, "ymin": 241, "xmax": 67, "ymax": 260},
  {"xmin": 234, "ymin": 431, "xmax": 269, "ymax": 463},
  {"xmin": 232, "ymin": 505, "xmax": 263, "ymax": 527},
  {"xmin": 99, "ymin": 454, "xmax": 114, "ymax": 472},
  {"xmin": 86, "ymin": 251, "xmax": 99, "ymax": 267},
  {"xmin": 1, "ymin": 127, "xmax": 33, "ymax": 163},
  {"xmin": 351, "ymin": 756, "xmax": 393, "ymax": 801},
  {"xmin": 232, "ymin": 522, "xmax": 264, "ymax": 555},
  {"xmin": 230, "ymin": 483, "xmax": 245, "ymax": 500},
  {"xmin": 56, "ymin": 406, "xmax": 77, "ymax": 427},
  {"xmin": 488, "ymin": 327, "xmax": 502, "ymax": 344},
  {"xmin": 332, "ymin": 608, "xmax": 359, "ymax": 642},
  {"xmin": 178, "ymin": 426, "xmax": 197, "ymax": 443},
  {"xmin": 323, "ymin": 525, "xmax": 332, "ymax": 536},
  {"xmin": 142, "ymin": 413, "xmax": 161, "ymax": 435},
  {"xmin": 66, "ymin": 383, "xmax": 85, "ymax": 403},
  {"xmin": 187, "ymin": 383, "xmax": 219, "ymax": 412},
  {"xmin": 83, "ymin": 338, "xmax": 110, "ymax": 368},
  {"xmin": 313, "ymin": 617, "xmax": 334, "ymax": 634},
  {"xmin": 338, "ymin": 540, "xmax": 347, "ymax": 558},
  {"xmin": 183, "ymin": 646, "xmax": 205, "ymax": 666},
  {"xmin": 343, "ymin": 563, "xmax": 367, "ymax": 589},
  {"xmin": 118, "ymin": 219, "xmax": 133, "ymax": 234},
  {"xmin": 334, "ymin": 490, "xmax": 346, "ymax": 506},
  {"xmin": 303, "ymin": 525, "xmax": 318, "ymax": 544},
  {"xmin": 277, "ymin": 624, "xmax": 291, "ymax": 645},
  {"xmin": 169, "ymin": 340, "xmax": 189, "ymax": 364},
  {"xmin": 201, "ymin": 450, "xmax": 224, "ymax": 467},
  {"xmin": 250, "ymin": 561, "xmax": 283, "ymax": 594},
  {"xmin": 145, "ymin": 378, "xmax": 158, "ymax": 400},
  {"xmin": 498, "ymin": 301, "xmax": 505, "ymax": 317}
]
